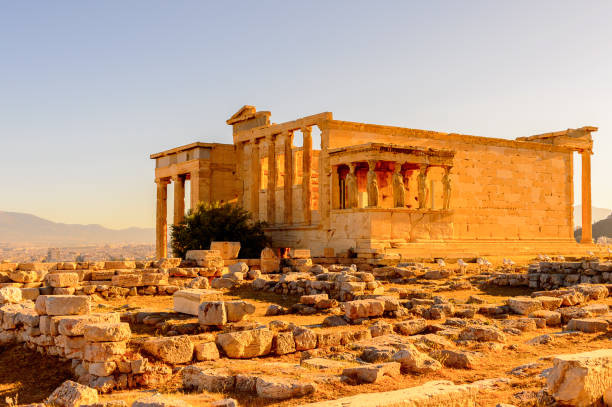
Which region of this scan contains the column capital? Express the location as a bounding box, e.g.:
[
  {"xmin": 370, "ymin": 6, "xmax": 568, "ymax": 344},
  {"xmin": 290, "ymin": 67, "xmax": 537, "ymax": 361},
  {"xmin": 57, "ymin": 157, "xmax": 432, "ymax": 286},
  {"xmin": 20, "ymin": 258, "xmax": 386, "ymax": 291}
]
[
  {"xmin": 301, "ymin": 126, "xmax": 312, "ymax": 136},
  {"xmin": 155, "ymin": 177, "xmax": 170, "ymax": 185},
  {"xmin": 171, "ymin": 174, "xmax": 184, "ymax": 183},
  {"xmin": 367, "ymin": 160, "xmax": 377, "ymax": 171}
]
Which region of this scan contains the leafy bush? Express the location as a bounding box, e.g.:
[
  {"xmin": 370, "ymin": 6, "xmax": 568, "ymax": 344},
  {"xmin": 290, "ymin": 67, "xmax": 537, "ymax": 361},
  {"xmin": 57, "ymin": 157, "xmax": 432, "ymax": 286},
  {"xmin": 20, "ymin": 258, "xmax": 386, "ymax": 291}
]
[{"xmin": 170, "ymin": 202, "xmax": 270, "ymax": 259}]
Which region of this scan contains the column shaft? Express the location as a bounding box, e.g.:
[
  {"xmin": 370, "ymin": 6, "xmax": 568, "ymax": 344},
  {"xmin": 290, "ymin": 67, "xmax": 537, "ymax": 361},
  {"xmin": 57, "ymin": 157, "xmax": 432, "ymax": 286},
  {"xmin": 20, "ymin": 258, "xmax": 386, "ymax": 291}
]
[
  {"xmin": 155, "ymin": 179, "xmax": 168, "ymax": 259},
  {"xmin": 172, "ymin": 175, "xmax": 185, "ymax": 225},
  {"xmin": 190, "ymin": 167, "xmax": 211, "ymax": 209},
  {"xmin": 267, "ymin": 135, "xmax": 277, "ymax": 224},
  {"xmin": 581, "ymin": 150, "xmax": 593, "ymax": 243},
  {"xmin": 251, "ymin": 141, "xmax": 261, "ymax": 220},
  {"xmin": 236, "ymin": 142, "xmax": 245, "ymax": 207},
  {"xmin": 283, "ymin": 132, "xmax": 294, "ymax": 224},
  {"xmin": 302, "ymin": 127, "xmax": 312, "ymax": 224}
]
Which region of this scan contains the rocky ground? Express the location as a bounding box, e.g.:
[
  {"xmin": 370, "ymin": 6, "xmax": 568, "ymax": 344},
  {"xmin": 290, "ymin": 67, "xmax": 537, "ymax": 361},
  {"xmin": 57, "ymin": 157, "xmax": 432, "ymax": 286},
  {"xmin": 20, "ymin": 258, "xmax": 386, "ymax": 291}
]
[{"xmin": 0, "ymin": 254, "xmax": 611, "ymax": 407}]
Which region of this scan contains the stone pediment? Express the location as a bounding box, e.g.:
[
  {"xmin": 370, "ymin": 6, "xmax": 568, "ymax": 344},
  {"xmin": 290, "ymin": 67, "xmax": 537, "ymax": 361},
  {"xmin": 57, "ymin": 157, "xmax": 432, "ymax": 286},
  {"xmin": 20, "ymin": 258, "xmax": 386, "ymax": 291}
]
[{"xmin": 226, "ymin": 105, "xmax": 257, "ymax": 125}]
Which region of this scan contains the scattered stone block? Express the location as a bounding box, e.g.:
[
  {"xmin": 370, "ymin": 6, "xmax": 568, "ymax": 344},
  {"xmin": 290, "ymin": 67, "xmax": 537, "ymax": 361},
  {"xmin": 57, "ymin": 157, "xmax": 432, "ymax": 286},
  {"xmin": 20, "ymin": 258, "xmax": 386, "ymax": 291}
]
[
  {"xmin": 142, "ymin": 336, "xmax": 194, "ymax": 364},
  {"xmin": 198, "ymin": 301, "xmax": 227, "ymax": 326},
  {"xmin": 529, "ymin": 310, "xmax": 561, "ymax": 326},
  {"xmin": 293, "ymin": 326, "xmax": 318, "ymax": 350},
  {"xmin": 88, "ymin": 361, "xmax": 117, "ymax": 377},
  {"xmin": 391, "ymin": 345, "xmax": 442, "ymax": 373},
  {"xmin": 173, "ymin": 289, "xmax": 222, "ymax": 316},
  {"xmin": 46, "ymin": 380, "xmax": 98, "ymax": 407},
  {"xmin": 111, "ymin": 274, "xmax": 142, "ymax": 288},
  {"xmin": 182, "ymin": 365, "xmax": 235, "ymax": 393},
  {"xmin": 459, "ymin": 326, "xmax": 506, "ymax": 343},
  {"xmin": 211, "ymin": 278, "xmax": 236, "ymax": 289},
  {"xmin": 345, "ymin": 299, "xmax": 385, "ymax": 320},
  {"xmin": 224, "ymin": 300, "xmax": 256, "ymax": 322},
  {"xmin": 507, "ymin": 297, "xmax": 542, "ymax": 315},
  {"xmin": 394, "ymin": 319, "xmax": 427, "ymax": 336},
  {"xmin": 58, "ymin": 313, "xmax": 121, "ymax": 336},
  {"xmin": 546, "ymin": 349, "xmax": 612, "ymax": 406},
  {"xmin": 566, "ymin": 318, "xmax": 609, "ymax": 333},
  {"xmin": 256, "ymin": 376, "xmax": 316, "ymax": 400},
  {"xmin": 216, "ymin": 328, "xmax": 274, "ymax": 358},
  {"xmin": 194, "ymin": 342, "xmax": 220, "ymax": 361},
  {"xmin": 210, "ymin": 242, "xmax": 241, "ymax": 259},
  {"xmin": 342, "ymin": 362, "xmax": 401, "ymax": 384}
]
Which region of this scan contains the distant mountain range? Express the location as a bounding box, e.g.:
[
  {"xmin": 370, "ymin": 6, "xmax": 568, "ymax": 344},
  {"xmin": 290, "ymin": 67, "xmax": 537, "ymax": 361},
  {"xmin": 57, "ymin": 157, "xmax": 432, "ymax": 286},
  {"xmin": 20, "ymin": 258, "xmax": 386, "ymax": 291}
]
[
  {"xmin": 575, "ymin": 213, "xmax": 612, "ymax": 242},
  {"xmin": 573, "ymin": 206, "xmax": 611, "ymax": 228},
  {"xmin": 0, "ymin": 211, "xmax": 154, "ymax": 246}
]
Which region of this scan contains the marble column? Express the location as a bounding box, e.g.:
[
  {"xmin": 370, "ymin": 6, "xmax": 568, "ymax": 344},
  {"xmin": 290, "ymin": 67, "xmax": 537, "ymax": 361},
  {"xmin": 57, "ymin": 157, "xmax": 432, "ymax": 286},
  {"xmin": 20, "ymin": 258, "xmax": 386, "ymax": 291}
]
[
  {"xmin": 251, "ymin": 140, "xmax": 261, "ymax": 221},
  {"xmin": 302, "ymin": 126, "xmax": 312, "ymax": 224},
  {"xmin": 267, "ymin": 134, "xmax": 277, "ymax": 224},
  {"xmin": 366, "ymin": 160, "xmax": 379, "ymax": 208},
  {"xmin": 155, "ymin": 178, "xmax": 169, "ymax": 259},
  {"xmin": 417, "ymin": 164, "xmax": 429, "ymax": 209},
  {"xmin": 283, "ymin": 131, "xmax": 294, "ymax": 224},
  {"xmin": 172, "ymin": 174, "xmax": 185, "ymax": 225},
  {"xmin": 581, "ymin": 150, "xmax": 593, "ymax": 243}
]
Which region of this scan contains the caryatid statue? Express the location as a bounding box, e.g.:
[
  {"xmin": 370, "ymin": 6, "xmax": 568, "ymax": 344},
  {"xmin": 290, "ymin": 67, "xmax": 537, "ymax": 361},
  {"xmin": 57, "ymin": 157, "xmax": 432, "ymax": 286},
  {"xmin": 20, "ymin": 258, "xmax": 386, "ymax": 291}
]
[
  {"xmin": 392, "ymin": 162, "xmax": 405, "ymax": 208},
  {"xmin": 345, "ymin": 163, "xmax": 358, "ymax": 209},
  {"xmin": 417, "ymin": 164, "xmax": 429, "ymax": 209},
  {"xmin": 442, "ymin": 166, "xmax": 452, "ymax": 210},
  {"xmin": 367, "ymin": 160, "xmax": 379, "ymax": 208}
]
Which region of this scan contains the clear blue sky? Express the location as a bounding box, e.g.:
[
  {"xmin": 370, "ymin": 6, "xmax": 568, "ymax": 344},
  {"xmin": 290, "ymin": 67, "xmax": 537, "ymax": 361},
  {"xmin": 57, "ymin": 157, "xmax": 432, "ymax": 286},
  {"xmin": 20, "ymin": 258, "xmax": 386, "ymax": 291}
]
[{"xmin": 1, "ymin": 1, "xmax": 611, "ymax": 229}]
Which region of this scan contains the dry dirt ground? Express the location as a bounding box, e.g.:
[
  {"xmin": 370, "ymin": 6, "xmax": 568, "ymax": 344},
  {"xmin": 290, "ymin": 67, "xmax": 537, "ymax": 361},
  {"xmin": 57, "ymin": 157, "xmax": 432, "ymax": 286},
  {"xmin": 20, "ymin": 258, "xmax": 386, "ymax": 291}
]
[{"xmin": 1, "ymin": 257, "xmax": 611, "ymax": 406}]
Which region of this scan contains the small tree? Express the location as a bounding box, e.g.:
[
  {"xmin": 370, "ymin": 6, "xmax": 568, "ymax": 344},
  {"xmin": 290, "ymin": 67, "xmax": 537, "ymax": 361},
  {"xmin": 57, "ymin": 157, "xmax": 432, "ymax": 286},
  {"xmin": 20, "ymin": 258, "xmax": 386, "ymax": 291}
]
[{"xmin": 170, "ymin": 202, "xmax": 271, "ymax": 259}]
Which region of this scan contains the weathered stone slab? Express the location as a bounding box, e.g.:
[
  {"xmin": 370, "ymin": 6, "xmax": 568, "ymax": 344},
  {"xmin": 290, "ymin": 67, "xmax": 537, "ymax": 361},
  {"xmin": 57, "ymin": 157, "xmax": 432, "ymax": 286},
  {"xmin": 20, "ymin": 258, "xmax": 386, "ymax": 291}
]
[
  {"xmin": 111, "ymin": 274, "xmax": 142, "ymax": 288},
  {"xmin": 173, "ymin": 288, "xmax": 222, "ymax": 316},
  {"xmin": 256, "ymin": 376, "xmax": 316, "ymax": 400},
  {"xmin": 47, "ymin": 273, "xmax": 79, "ymax": 288},
  {"xmin": 342, "ymin": 362, "xmax": 401, "ymax": 384},
  {"xmin": 182, "ymin": 364, "xmax": 235, "ymax": 393},
  {"xmin": 58, "ymin": 313, "xmax": 121, "ymax": 336},
  {"xmin": 546, "ymin": 349, "xmax": 612, "ymax": 406},
  {"xmin": 345, "ymin": 299, "xmax": 385, "ymax": 320},
  {"xmin": 566, "ymin": 318, "xmax": 609, "ymax": 333},
  {"xmin": 0, "ymin": 286, "xmax": 22, "ymax": 304},
  {"xmin": 301, "ymin": 379, "xmax": 505, "ymax": 406},
  {"xmin": 83, "ymin": 341, "xmax": 126, "ymax": 362},
  {"xmin": 507, "ymin": 297, "xmax": 542, "ymax": 315},
  {"xmin": 224, "ymin": 300, "xmax": 256, "ymax": 322}
]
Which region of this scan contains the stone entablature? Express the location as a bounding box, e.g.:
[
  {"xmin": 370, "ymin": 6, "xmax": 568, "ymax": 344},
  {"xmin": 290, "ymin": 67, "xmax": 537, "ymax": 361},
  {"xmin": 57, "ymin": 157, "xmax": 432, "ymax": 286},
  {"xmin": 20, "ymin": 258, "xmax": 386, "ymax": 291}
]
[{"xmin": 151, "ymin": 105, "xmax": 598, "ymax": 258}]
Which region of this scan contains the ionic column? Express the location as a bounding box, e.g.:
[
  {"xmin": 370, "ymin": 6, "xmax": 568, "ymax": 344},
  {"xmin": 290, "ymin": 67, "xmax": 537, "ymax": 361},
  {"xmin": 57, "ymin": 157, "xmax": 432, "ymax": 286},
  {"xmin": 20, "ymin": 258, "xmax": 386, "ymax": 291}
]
[
  {"xmin": 251, "ymin": 140, "xmax": 261, "ymax": 221},
  {"xmin": 283, "ymin": 131, "xmax": 294, "ymax": 224},
  {"xmin": 266, "ymin": 134, "xmax": 277, "ymax": 224},
  {"xmin": 346, "ymin": 163, "xmax": 358, "ymax": 209},
  {"xmin": 417, "ymin": 164, "xmax": 429, "ymax": 209},
  {"xmin": 581, "ymin": 150, "xmax": 593, "ymax": 243},
  {"xmin": 442, "ymin": 166, "xmax": 452, "ymax": 210},
  {"xmin": 155, "ymin": 178, "xmax": 169, "ymax": 259},
  {"xmin": 367, "ymin": 160, "xmax": 379, "ymax": 208},
  {"xmin": 302, "ymin": 126, "xmax": 312, "ymax": 224},
  {"xmin": 172, "ymin": 174, "xmax": 185, "ymax": 225}
]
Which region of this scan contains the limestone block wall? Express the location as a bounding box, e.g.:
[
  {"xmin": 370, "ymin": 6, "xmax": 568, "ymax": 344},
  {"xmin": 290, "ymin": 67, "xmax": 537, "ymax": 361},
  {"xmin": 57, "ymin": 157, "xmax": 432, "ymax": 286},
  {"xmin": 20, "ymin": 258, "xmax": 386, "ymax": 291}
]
[{"xmin": 325, "ymin": 122, "xmax": 574, "ymax": 242}]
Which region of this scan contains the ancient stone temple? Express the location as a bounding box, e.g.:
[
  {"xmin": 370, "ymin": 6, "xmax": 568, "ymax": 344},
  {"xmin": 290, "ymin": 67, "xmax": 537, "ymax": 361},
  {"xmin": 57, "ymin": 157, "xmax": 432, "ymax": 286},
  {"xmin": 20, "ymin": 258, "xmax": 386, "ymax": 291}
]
[{"xmin": 151, "ymin": 105, "xmax": 596, "ymax": 258}]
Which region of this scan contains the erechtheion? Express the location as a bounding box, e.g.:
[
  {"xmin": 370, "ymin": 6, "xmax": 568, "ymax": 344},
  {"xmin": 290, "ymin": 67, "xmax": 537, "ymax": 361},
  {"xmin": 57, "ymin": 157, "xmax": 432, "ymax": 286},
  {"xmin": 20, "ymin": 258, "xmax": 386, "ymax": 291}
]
[{"xmin": 151, "ymin": 106, "xmax": 596, "ymax": 259}]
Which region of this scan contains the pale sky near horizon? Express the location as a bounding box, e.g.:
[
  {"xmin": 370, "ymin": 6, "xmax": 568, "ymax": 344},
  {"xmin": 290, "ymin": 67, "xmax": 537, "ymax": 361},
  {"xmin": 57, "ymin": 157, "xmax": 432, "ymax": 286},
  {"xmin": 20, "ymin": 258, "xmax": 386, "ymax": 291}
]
[{"xmin": 1, "ymin": 1, "xmax": 611, "ymax": 229}]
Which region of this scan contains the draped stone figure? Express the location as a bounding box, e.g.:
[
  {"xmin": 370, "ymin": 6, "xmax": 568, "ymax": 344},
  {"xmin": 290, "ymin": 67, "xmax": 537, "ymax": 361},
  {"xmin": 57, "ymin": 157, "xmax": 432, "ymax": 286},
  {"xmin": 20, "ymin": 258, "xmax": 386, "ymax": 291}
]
[
  {"xmin": 392, "ymin": 163, "xmax": 405, "ymax": 208},
  {"xmin": 442, "ymin": 166, "xmax": 452, "ymax": 210},
  {"xmin": 417, "ymin": 164, "xmax": 429, "ymax": 209},
  {"xmin": 367, "ymin": 160, "xmax": 379, "ymax": 208},
  {"xmin": 345, "ymin": 163, "xmax": 358, "ymax": 209}
]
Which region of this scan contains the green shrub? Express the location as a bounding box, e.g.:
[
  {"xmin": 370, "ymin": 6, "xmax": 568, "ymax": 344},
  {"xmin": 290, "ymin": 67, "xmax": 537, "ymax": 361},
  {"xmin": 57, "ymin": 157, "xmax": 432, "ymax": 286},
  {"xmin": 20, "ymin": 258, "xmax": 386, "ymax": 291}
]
[{"xmin": 170, "ymin": 202, "xmax": 270, "ymax": 259}]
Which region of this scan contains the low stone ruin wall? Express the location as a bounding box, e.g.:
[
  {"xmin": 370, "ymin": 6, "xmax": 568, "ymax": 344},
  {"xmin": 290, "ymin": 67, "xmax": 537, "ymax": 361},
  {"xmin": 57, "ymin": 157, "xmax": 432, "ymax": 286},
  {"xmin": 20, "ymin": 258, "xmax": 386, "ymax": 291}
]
[
  {"xmin": 0, "ymin": 256, "xmax": 226, "ymax": 301},
  {"xmin": 487, "ymin": 260, "xmax": 612, "ymax": 290},
  {"xmin": 252, "ymin": 264, "xmax": 384, "ymax": 302}
]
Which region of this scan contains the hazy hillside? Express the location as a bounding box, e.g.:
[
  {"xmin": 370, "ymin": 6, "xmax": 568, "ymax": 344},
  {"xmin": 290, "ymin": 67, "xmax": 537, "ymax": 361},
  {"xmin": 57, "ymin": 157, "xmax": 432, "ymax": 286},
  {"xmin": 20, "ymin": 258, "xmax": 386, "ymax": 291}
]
[
  {"xmin": 574, "ymin": 213, "xmax": 612, "ymax": 242},
  {"xmin": 573, "ymin": 206, "xmax": 611, "ymax": 228},
  {"xmin": 0, "ymin": 211, "xmax": 154, "ymax": 246}
]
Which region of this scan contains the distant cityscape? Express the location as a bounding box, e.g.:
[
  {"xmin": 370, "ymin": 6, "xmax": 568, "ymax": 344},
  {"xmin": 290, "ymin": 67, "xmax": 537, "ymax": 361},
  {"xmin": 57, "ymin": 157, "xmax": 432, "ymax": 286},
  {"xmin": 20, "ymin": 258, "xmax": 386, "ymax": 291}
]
[{"xmin": 0, "ymin": 243, "xmax": 155, "ymax": 263}]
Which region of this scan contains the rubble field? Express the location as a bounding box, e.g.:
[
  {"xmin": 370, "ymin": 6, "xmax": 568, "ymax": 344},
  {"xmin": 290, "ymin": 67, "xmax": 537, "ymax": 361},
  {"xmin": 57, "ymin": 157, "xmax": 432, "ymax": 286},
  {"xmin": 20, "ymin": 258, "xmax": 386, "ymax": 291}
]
[{"xmin": 1, "ymin": 249, "xmax": 611, "ymax": 407}]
